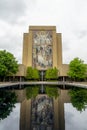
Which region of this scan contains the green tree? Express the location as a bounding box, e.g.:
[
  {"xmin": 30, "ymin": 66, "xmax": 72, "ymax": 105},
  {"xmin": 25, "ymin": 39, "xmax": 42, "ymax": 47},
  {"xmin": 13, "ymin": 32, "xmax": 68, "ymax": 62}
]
[
  {"xmin": 26, "ymin": 86, "xmax": 39, "ymax": 99},
  {"xmin": 45, "ymin": 67, "xmax": 58, "ymax": 80},
  {"xmin": 69, "ymin": 88, "xmax": 87, "ymax": 112},
  {"xmin": 0, "ymin": 50, "xmax": 18, "ymax": 79},
  {"xmin": 45, "ymin": 86, "xmax": 59, "ymax": 99},
  {"xmin": 26, "ymin": 67, "xmax": 33, "ymax": 80},
  {"xmin": 67, "ymin": 57, "xmax": 87, "ymax": 81},
  {"xmin": 26, "ymin": 67, "xmax": 40, "ymax": 80},
  {"xmin": 33, "ymin": 68, "xmax": 40, "ymax": 80},
  {"xmin": 0, "ymin": 90, "xmax": 17, "ymax": 120}
]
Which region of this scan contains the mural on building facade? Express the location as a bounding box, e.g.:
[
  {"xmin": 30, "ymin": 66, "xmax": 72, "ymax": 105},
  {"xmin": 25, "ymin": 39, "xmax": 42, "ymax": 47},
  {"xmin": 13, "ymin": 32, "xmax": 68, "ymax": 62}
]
[{"xmin": 32, "ymin": 31, "xmax": 53, "ymax": 69}]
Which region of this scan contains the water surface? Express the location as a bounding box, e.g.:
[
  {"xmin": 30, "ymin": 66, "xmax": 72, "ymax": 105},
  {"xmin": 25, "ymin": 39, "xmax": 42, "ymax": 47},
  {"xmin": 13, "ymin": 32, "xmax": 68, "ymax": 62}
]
[{"xmin": 0, "ymin": 85, "xmax": 87, "ymax": 130}]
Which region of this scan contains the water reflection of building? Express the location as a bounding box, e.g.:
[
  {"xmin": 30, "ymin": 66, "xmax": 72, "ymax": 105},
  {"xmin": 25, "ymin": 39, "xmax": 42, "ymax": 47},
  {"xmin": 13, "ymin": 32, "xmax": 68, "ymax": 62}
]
[
  {"xmin": 15, "ymin": 89, "xmax": 70, "ymax": 130},
  {"xmin": 54, "ymin": 89, "xmax": 70, "ymax": 130},
  {"xmin": 31, "ymin": 95, "xmax": 54, "ymax": 130}
]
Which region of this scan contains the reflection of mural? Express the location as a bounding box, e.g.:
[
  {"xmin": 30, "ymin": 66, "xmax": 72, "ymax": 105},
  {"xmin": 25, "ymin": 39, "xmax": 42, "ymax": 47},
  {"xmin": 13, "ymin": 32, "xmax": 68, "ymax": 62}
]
[
  {"xmin": 31, "ymin": 96, "xmax": 54, "ymax": 130},
  {"xmin": 32, "ymin": 31, "xmax": 53, "ymax": 69}
]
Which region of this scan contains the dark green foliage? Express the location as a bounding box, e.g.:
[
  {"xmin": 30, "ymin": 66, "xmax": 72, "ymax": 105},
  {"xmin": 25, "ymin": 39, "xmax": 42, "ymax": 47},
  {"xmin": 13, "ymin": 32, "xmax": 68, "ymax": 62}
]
[
  {"xmin": 26, "ymin": 67, "xmax": 33, "ymax": 80},
  {"xmin": 33, "ymin": 68, "xmax": 40, "ymax": 80},
  {"xmin": 26, "ymin": 67, "xmax": 40, "ymax": 80},
  {"xmin": 68, "ymin": 57, "xmax": 87, "ymax": 81},
  {"xmin": 0, "ymin": 50, "xmax": 18, "ymax": 77},
  {"xmin": 45, "ymin": 86, "xmax": 59, "ymax": 99},
  {"xmin": 69, "ymin": 88, "xmax": 87, "ymax": 112},
  {"xmin": 0, "ymin": 90, "xmax": 17, "ymax": 120},
  {"xmin": 26, "ymin": 86, "xmax": 39, "ymax": 99},
  {"xmin": 45, "ymin": 67, "xmax": 58, "ymax": 80}
]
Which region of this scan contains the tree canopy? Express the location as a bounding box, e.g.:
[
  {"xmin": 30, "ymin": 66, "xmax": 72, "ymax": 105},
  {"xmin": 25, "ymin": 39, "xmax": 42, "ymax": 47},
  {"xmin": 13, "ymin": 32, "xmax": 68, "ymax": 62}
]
[
  {"xmin": 0, "ymin": 50, "xmax": 18, "ymax": 77},
  {"xmin": 45, "ymin": 67, "xmax": 58, "ymax": 80},
  {"xmin": 45, "ymin": 86, "xmax": 59, "ymax": 99},
  {"xmin": 67, "ymin": 57, "xmax": 87, "ymax": 81},
  {"xmin": 0, "ymin": 90, "xmax": 17, "ymax": 120},
  {"xmin": 69, "ymin": 88, "xmax": 87, "ymax": 112},
  {"xmin": 26, "ymin": 67, "xmax": 40, "ymax": 80},
  {"xmin": 26, "ymin": 86, "xmax": 39, "ymax": 99}
]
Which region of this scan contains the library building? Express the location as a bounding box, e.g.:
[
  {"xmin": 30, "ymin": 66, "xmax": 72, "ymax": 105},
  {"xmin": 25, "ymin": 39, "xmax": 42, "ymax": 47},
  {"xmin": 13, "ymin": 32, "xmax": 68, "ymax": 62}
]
[{"xmin": 16, "ymin": 26, "xmax": 69, "ymax": 81}]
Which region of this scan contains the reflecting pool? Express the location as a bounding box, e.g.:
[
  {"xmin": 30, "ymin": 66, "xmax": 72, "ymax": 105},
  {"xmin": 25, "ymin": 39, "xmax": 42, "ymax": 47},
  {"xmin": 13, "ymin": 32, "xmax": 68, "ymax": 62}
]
[{"xmin": 0, "ymin": 85, "xmax": 87, "ymax": 130}]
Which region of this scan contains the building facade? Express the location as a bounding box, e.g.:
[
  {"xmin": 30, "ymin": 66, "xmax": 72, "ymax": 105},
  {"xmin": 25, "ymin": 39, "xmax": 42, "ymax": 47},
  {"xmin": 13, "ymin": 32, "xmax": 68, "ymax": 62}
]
[
  {"xmin": 22, "ymin": 26, "xmax": 62, "ymax": 69},
  {"xmin": 16, "ymin": 26, "xmax": 69, "ymax": 78}
]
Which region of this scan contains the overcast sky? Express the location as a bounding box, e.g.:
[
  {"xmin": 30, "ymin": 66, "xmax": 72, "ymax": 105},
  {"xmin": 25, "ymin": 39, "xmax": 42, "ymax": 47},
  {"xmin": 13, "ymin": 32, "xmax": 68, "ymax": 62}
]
[
  {"xmin": 0, "ymin": 0, "xmax": 87, "ymax": 64},
  {"xmin": 0, "ymin": 103, "xmax": 20, "ymax": 130},
  {"xmin": 65, "ymin": 103, "xmax": 87, "ymax": 130}
]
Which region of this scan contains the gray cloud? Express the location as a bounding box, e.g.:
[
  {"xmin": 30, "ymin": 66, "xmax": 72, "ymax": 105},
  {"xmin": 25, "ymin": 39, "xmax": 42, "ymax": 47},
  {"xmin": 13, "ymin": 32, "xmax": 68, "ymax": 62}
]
[
  {"xmin": 75, "ymin": 30, "xmax": 87, "ymax": 39},
  {"xmin": 0, "ymin": 0, "xmax": 87, "ymax": 64},
  {"xmin": 0, "ymin": 103, "xmax": 20, "ymax": 130},
  {"xmin": 0, "ymin": 41, "xmax": 22, "ymax": 63},
  {"xmin": 0, "ymin": 0, "xmax": 26, "ymax": 23},
  {"xmin": 0, "ymin": 25, "xmax": 23, "ymax": 63},
  {"xmin": 62, "ymin": 40, "xmax": 70, "ymax": 51},
  {"xmin": 65, "ymin": 103, "xmax": 87, "ymax": 130}
]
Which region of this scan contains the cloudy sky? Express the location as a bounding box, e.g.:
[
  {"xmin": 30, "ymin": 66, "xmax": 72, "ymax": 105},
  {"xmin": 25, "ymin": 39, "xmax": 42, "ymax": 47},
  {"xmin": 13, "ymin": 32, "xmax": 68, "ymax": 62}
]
[
  {"xmin": 0, "ymin": 103, "xmax": 20, "ymax": 130},
  {"xmin": 0, "ymin": 0, "xmax": 87, "ymax": 64},
  {"xmin": 65, "ymin": 103, "xmax": 87, "ymax": 130}
]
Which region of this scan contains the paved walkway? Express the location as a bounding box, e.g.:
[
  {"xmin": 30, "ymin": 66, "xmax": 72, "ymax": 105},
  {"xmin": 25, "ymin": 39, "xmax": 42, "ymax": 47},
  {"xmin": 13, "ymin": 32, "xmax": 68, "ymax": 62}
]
[{"xmin": 0, "ymin": 81, "xmax": 87, "ymax": 89}]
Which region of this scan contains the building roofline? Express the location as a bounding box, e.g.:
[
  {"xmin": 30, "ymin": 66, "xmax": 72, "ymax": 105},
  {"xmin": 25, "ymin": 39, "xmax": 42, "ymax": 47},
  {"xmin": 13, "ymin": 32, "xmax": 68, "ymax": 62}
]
[{"xmin": 29, "ymin": 26, "xmax": 56, "ymax": 31}]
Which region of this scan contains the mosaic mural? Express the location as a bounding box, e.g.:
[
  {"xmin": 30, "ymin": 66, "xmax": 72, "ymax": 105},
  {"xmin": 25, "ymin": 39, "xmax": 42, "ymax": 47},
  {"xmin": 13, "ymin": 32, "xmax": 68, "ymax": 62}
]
[
  {"xmin": 32, "ymin": 31, "xmax": 53, "ymax": 69},
  {"xmin": 31, "ymin": 96, "xmax": 54, "ymax": 130}
]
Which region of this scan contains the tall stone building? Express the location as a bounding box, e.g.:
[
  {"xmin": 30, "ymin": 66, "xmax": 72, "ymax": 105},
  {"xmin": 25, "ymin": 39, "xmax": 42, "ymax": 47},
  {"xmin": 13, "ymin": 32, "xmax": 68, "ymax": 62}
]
[
  {"xmin": 16, "ymin": 26, "xmax": 69, "ymax": 78},
  {"xmin": 22, "ymin": 26, "xmax": 62, "ymax": 69}
]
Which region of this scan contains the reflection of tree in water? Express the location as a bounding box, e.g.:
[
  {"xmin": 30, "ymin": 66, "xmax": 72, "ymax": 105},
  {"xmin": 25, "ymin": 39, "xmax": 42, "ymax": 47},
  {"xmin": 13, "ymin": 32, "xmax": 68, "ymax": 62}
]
[
  {"xmin": 0, "ymin": 90, "xmax": 17, "ymax": 120},
  {"xmin": 45, "ymin": 86, "xmax": 59, "ymax": 99},
  {"xmin": 26, "ymin": 86, "xmax": 39, "ymax": 99},
  {"xmin": 69, "ymin": 88, "xmax": 87, "ymax": 112}
]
